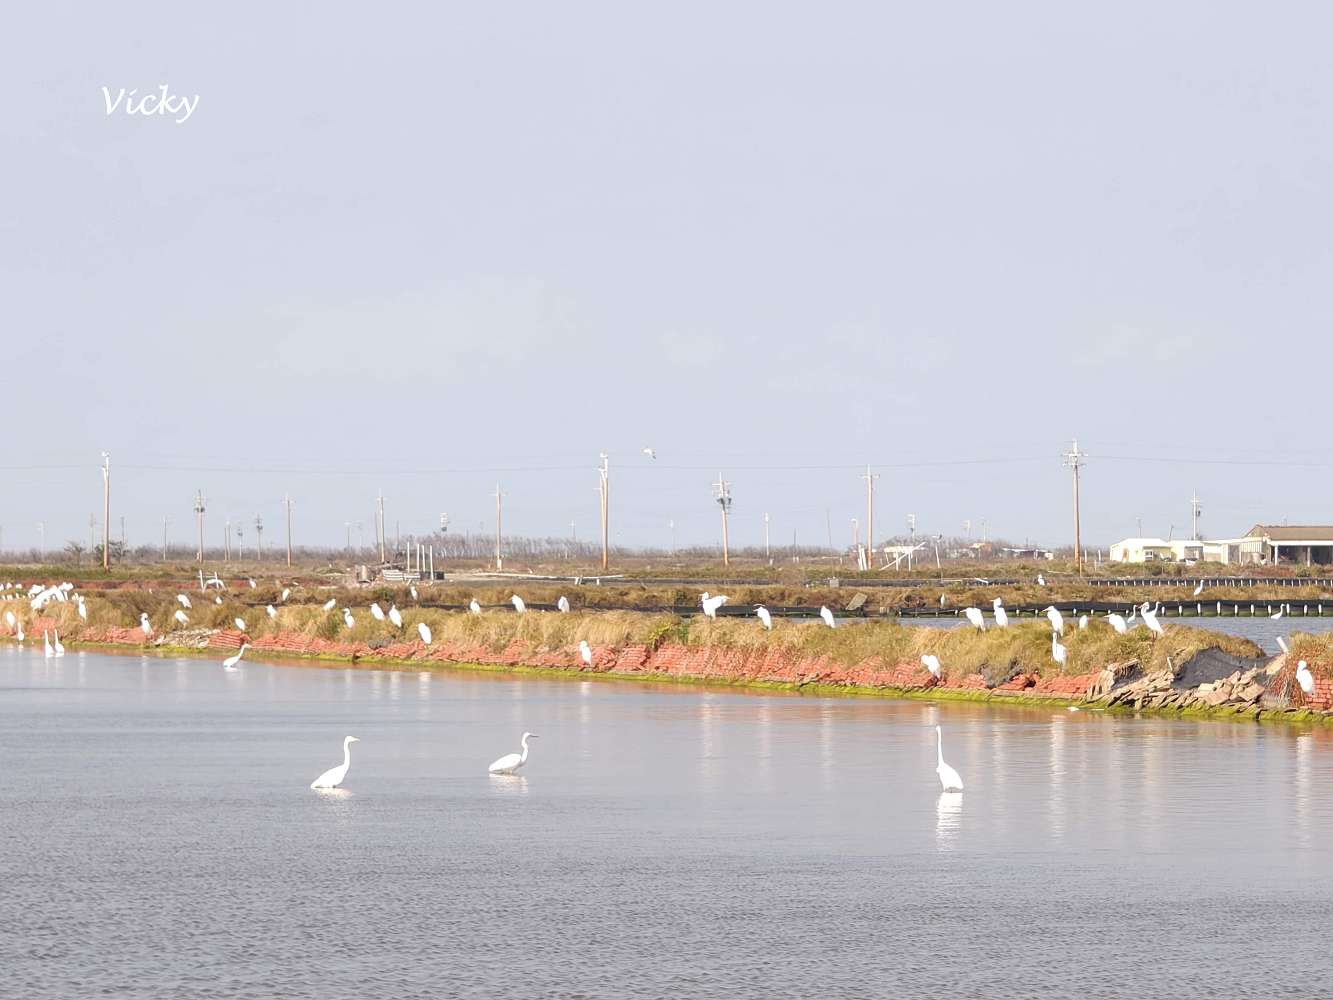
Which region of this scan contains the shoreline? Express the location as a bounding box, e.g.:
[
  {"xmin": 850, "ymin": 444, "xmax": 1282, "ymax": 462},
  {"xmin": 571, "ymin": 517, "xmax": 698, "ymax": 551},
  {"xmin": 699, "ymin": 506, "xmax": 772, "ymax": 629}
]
[{"xmin": 53, "ymin": 635, "xmax": 1333, "ymax": 728}]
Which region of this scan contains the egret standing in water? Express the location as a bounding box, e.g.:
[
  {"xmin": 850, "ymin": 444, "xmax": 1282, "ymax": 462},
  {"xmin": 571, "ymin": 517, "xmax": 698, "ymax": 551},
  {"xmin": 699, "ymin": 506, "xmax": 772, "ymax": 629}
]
[
  {"xmin": 310, "ymin": 736, "xmax": 360, "ymax": 789},
  {"xmin": 511, "ymin": 595, "xmax": 526, "ymax": 614},
  {"xmin": 579, "ymin": 640, "xmax": 593, "ymax": 666},
  {"xmin": 417, "ymin": 622, "xmax": 432, "ymax": 644},
  {"xmin": 43, "ymin": 630, "xmax": 53, "ymax": 658},
  {"xmin": 756, "ymin": 606, "xmax": 773, "ymax": 630},
  {"xmin": 222, "ymin": 643, "xmax": 249, "ymax": 671},
  {"xmin": 964, "ymin": 607, "xmax": 985, "ymax": 631},
  {"xmin": 935, "ymin": 726, "xmax": 964, "ymax": 792},
  {"xmin": 819, "ymin": 606, "xmax": 836, "ymax": 628},
  {"xmin": 53, "ymin": 630, "xmax": 65, "ymax": 656},
  {"xmin": 488, "ymin": 732, "xmax": 538, "ymax": 775}
]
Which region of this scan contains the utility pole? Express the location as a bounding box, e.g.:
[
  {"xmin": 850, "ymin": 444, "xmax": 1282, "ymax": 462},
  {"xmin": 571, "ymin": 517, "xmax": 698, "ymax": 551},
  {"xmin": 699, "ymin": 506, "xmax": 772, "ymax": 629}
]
[
  {"xmin": 1190, "ymin": 490, "xmax": 1202, "ymax": 541},
  {"xmin": 344, "ymin": 522, "xmax": 352, "ymax": 554},
  {"xmin": 763, "ymin": 512, "xmax": 771, "ymax": 559},
  {"xmin": 862, "ymin": 465, "xmax": 879, "ymax": 569},
  {"xmin": 981, "ymin": 517, "xmax": 988, "ymax": 543},
  {"xmin": 493, "ymin": 483, "xmax": 504, "ymax": 570},
  {"xmin": 669, "ymin": 518, "xmax": 675, "ymax": 556},
  {"xmin": 37, "ymin": 521, "xmax": 45, "ymax": 558},
  {"xmin": 1063, "ymin": 439, "xmax": 1087, "ymax": 574},
  {"xmin": 120, "ymin": 515, "xmax": 125, "ymax": 549},
  {"xmin": 254, "ymin": 514, "xmax": 264, "ymax": 560},
  {"xmin": 851, "ymin": 518, "xmax": 859, "ymax": 550},
  {"xmin": 283, "ymin": 494, "xmax": 293, "ymax": 566},
  {"xmin": 825, "ymin": 509, "xmax": 833, "ymax": 552},
  {"xmin": 224, "ymin": 519, "xmax": 231, "ymax": 561},
  {"xmin": 100, "ymin": 452, "xmax": 110, "ymax": 570},
  {"xmin": 712, "ymin": 473, "xmax": 733, "ymax": 567},
  {"xmin": 907, "ymin": 512, "xmax": 917, "ymax": 571},
  {"xmin": 193, "ymin": 490, "xmax": 206, "ymax": 563},
  {"xmin": 88, "ymin": 513, "xmax": 96, "ymax": 563},
  {"xmin": 162, "ymin": 515, "xmax": 170, "ymax": 561},
  {"xmin": 376, "ymin": 491, "xmax": 386, "ymax": 564},
  {"xmin": 964, "ymin": 519, "xmax": 971, "ymax": 541},
  {"xmin": 597, "ymin": 453, "xmax": 610, "ymax": 571}
]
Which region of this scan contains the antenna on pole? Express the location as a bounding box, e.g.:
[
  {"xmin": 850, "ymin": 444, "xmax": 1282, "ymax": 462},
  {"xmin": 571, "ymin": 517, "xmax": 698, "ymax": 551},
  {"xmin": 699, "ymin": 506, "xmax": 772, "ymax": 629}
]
[
  {"xmin": 1062, "ymin": 439, "xmax": 1088, "ymax": 574},
  {"xmin": 712, "ymin": 473, "xmax": 733, "ymax": 567}
]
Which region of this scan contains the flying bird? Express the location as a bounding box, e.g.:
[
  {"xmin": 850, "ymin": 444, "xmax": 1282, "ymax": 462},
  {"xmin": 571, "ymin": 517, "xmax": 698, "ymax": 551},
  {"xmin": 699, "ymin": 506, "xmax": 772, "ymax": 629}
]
[
  {"xmin": 310, "ymin": 736, "xmax": 360, "ymax": 790},
  {"xmin": 579, "ymin": 639, "xmax": 593, "ymax": 666},
  {"xmin": 934, "ymin": 726, "xmax": 964, "ymax": 792},
  {"xmin": 756, "ymin": 606, "xmax": 772, "ymax": 630},
  {"xmin": 488, "ymin": 732, "xmax": 538, "ymax": 775},
  {"xmin": 819, "ymin": 606, "xmax": 836, "ymax": 628},
  {"xmin": 417, "ymin": 622, "xmax": 432, "ymax": 644},
  {"xmin": 921, "ymin": 654, "xmax": 941, "ymax": 679},
  {"xmin": 511, "ymin": 595, "xmax": 526, "ymax": 614},
  {"xmin": 642, "ymin": 447, "xmax": 656, "ymax": 460},
  {"xmin": 963, "ymin": 607, "xmax": 985, "ymax": 631},
  {"xmin": 222, "ymin": 643, "xmax": 249, "ymax": 671},
  {"xmin": 557, "ymin": 596, "xmax": 571, "ymax": 613}
]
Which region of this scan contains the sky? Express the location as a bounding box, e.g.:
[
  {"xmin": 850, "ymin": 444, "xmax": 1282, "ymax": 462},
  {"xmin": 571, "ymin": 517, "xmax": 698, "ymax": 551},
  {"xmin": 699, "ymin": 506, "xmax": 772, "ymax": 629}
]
[{"xmin": 4, "ymin": 3, "xmax": 1332, "ymax": 554}]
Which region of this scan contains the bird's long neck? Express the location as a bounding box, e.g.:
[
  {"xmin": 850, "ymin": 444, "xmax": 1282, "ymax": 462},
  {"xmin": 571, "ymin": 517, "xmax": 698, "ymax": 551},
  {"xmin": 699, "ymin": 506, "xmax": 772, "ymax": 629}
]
[
  {"xmin": 936, "ymin": 729, "xmax": 944, "ymax": 767},
  {"xmin": 519, "ymin": 734, "xmax": 530, "ymax": 762},
  {"xmin": 342, "ymin": 740, "xmax": 353, "ymax": 768}
]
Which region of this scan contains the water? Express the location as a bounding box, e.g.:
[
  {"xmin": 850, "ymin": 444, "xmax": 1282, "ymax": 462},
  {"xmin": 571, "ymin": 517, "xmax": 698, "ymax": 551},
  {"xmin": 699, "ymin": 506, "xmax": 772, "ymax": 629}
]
[
  {"xmin": 2, "ymin": 646, "xmax": 1331, "ymax": 999},
  {"xmin": 917, "ymin": 612, "xmax": 1333, "ymax": 653}
]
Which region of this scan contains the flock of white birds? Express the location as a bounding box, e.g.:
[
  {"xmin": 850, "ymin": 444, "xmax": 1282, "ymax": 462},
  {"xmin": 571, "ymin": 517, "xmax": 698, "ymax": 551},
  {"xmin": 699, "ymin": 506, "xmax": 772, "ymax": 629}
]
[{"xmin": 2, "ymin": 572, "xmax": 1318, "ymax": 793}]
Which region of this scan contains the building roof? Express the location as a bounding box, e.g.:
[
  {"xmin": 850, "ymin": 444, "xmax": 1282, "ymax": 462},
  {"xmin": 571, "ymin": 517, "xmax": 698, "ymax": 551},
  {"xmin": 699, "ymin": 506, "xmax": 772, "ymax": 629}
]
[
  {"xmin": 1244, "ymin": 525, "xmax": 1333, "ymax": 542},
  {"xmin": 1112, "ymin": 537, "xmax": 1172, "ymax": 547}
]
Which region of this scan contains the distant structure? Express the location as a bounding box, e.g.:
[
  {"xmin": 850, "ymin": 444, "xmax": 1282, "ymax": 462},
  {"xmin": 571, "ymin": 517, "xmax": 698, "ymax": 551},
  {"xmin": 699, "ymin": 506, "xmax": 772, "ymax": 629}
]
[
  {"xmin": 1111, "ymin": 524, "xmax": 1333, "ymax": 566},
  {"xmin": 1109, "ymin": 537, "xmax": 1208, "ymax": 564}
]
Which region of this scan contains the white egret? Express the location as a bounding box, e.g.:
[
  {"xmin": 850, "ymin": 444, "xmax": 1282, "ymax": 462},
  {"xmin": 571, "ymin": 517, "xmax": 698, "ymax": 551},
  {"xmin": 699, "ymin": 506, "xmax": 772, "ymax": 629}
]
[
  {"xmin": 342, "ymin": 608, "xmax": 355, "ymax": 628},
  {"xmin": 935, "ymin": 726, "xmax": 964, "ymax": 792},
  {"xmin": 77, "ymin": 601, "xmax": 87, "ymax": 621},
  {"xmin": 921, "ymin": 654, "xmax": 941, "ymax": 679},
  {"xmin": 756, "ymin": 606, "xmax": 773, "ymax": 630},
  {"xmin": 511, "ymin": 595, "xmax": 526, "ymax": 614},
  {"xmin": 1037, "ymin": 573, "xmax": 1046, "ymax": 586},
  {"xmin": 488, "ymin": 732, "xmax": 538, "ymax": 775},
  {"xmin": 1127, "ymin": 605, "xmax": 1137, "ymax": 624},
  {"xmin": 234, "ymin": 617, "xmax": 247, "ymax": 632},
  {"xmin": 53, "ymin": 630, "xmax": 65, "ymax": 656},
  {"xmin": 214, "ymin": 596, "xmax": 222, "ymax": 605},
  {"xmin": 310, "ymin": 736, "xmax": 360, "ymax": 789},
  {"xmin": 1045, "ymin": 606, "xmax": 1065, "ymax": 635},
  {"xmin": 1106, "ymin": 613, "xmax": 1127, "ymax": 635},
  {"xmin": 700, "ymin": 593, "xmax": 728, "ymax": 619},
  {"xmin": 43, "ymin": 630, "xmax": 53, "ymax": 658},
  {"xmin": 15, "ymin": 622, "xmax": 24, "ymax": 642},
  {"xmin": 322, "ymin": 598, "xmax": 337, "ymax": 611},
  {"xmin": 1296, "ymin": 660, "xmax": 1316, "ymax": 697},
  {"xmin": 266, "ymin": 604, "xmax": 277, "ymax": 619},
  {"xmin": 643, "ymin": 447, "xmax": 656, "ymax": 459},
  {"xmin": 222, "ymin": 643, "xmax": 249, "ymax": 671},
  {"xmin": 4, "ymin": 610, "xmax": 13, "ymax": 627},
  {"xmin": 579, "ymin": 639, "xmax": 593, "ymax": 666},
  {"xmin": 248, "ymin": 578, "xmax": 256, "ymax": 589},
  {"xmin": 388, "ymin": 604, "xmax": 403, "ymax": 628},
  {"xmin": 417, "ymin": 622, "xmax": 432, "ymax": 644},
  {"xmin": 1193, "ymin": 580, "xmax": 1204, "ymax": 597},
  {"xmin": 174, "ymin": 609, "xmax": 189, "ymax": 625},
  {"xmin": 819, "ymin": 606, "xmax": 836, "ymax": 628},
  {"xmin": 939, "ymin": 594, "xmax": 946, "ymax": 607},
  {"xmin": 992, "ymin": 598, "xmax": 1008, "ymax": 628},
  {"xmin": 1141, "ymin": 602, "xmax": 1164, "ymax": 637},
  {"xmin": 963, "ymin": 607, "xmax": 986, "ymax": 631},
  {"xmin": 557, "ymin": 596, "xmax": 571, "ymax": 613},
  {"xmin": 1271, "ymin": 606, "xmax": 1285, "ymax": 620},
  {"xmin": 409, "ymin": 585, "xmax": 418, "ymax": 601},
  {"xmin": 469, "ymin": 599, "xmax": 482, "ymax": 615},
  {"xmin": 1051, "ymin": 632, "xmax": 1067, "ymax": 667},
  {"xmin": 281, "ymin": 588, "xmax": 290, "ymax": 602},
  {"xmin": 139, "ymin": 612, "xmax": 152, "ymax": 636},
  {"xmin": 1078, "ymin": 615, "xmax": 1088, "ymax": 630},
  {"xmin": 370, "ymin": 602, "xmax": 385, "ymax": 622}
]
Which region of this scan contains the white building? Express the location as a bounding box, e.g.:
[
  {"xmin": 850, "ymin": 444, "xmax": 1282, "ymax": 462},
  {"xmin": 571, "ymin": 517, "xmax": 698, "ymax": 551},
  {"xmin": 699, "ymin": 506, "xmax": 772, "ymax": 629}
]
[{"xmin": 1109, "ymin": 537, "xmax": 1207, "ymax": 564}]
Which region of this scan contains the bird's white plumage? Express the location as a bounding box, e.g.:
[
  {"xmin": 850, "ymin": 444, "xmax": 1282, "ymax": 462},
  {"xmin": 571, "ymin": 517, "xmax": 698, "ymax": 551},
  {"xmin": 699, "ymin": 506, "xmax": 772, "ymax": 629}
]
[
  {"xmin": 323, "ymin": 598, "xmax": 337, "ymax": 611},
  {"xmin": 964, "ymin": 607, "xmax": 985, "ymax": 631},
  {"xmin": 1141, "ymin": 602, "xmax": 1164, "ymax": 637},
  {"xmin": 370, "ymin": 602, "xmax": 385, "ymax": 621},
  {"xmin": 222, "ymin": 643, "xmax": 249, "ymax": 670},
  {"xmin": 310, "ymin": 736, "xmax": 359, "ymax": 789},
  {"xmin": 992, "ymin": 599, "xmax": 1008, "ymax": 628},
  {"xmin": 1045, "ymin": 606, "xmax": 1064, "ymax": 635},
  {"xmin": 388, "ymin": 604, "xmax": 402, "ymax": 628},
  {"xmin": 488, "ymin": 732, "xmax": 537, "ymax": 774},
  {"xmin": 700, "ymin": 593, "xmax": 728, "ymax": 619},
  {"xmin": 1296, "ymin": 660, "xmax": 1316, "ymax": 696},
  {"xmin": 1037, "ymin": 574, "xmax": 1046, "ymax": 586},
  {"xmin": 935, "ymin": 726, "xmax": 963, "ymax": 792},
  {"xmin": 139, "ymin": 613, "xmax": 152, "ymax": 636},
  {"xmin": 53, "ymin": 630, "xmax": 65, "ymax": 657},
  {"xmin": 557, "ymin": 596, "xmax": 571, "ymax": 613},
  {"xmin": 43, "ymin": 630, "xmax": 53, "ymax": 658},
  {"xmin": 756, "ymin": 606, "xmax": 772, "ymax": 630},
  {"xmin": 469, "ymin": 599, "xmax": 482, "ymax": 615},
  {"xmin": 1051, "ymin": 631, "xmax": 1067, "ymax": 666},
  {"xmin": 174, "ymin": 609, "xmax": 189, "ymax": 625},
  {"xmin": 511, "ymin": 595, "xmax": 526, "ymax": 614},
  {"xmin": 1193, "ymin": 581, "xmax": 1204, "ymax": 597},
  {"xmin": 417, "ymin": 622, "xmax": 432, "ymax": 644},
  {"xmin": 342, "ymin": 608, "xmax": 355, "ymax": 628},
  {"xmin": 281, "ymin": 588, "xmax": 290, "ymax": 602},
  {"xmin": 819, "ymin": 606, "xmax": 836, "ymax": 629},
  {"xmin": 1107, "ymin": 613, "xmax": 1127, "ymax": 634},
  {"xmin": 579, "ymin": 639, "xmax": 593, "ymax": 666},
  {"xmin": 234, "ymin": 617, "xmax": 247, "ymax": 632},
  {"xmin": 921, "ymin": 654, "xmax": 941, "ymax": 678},
  {"xmin": 1078, "ymin": 615, "xmax": 1088, "ymax": 630},
  {"xmin": 266, "ymin": 605, "xmax": 277, "ymax": 619}
]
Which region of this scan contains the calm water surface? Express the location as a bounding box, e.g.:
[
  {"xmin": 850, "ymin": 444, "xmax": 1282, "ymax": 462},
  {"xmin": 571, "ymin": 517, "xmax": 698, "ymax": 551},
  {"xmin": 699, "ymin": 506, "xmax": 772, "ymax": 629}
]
[{"xmin": 2, "ymin": 645, "xmax": 1331, "ymax": 999}]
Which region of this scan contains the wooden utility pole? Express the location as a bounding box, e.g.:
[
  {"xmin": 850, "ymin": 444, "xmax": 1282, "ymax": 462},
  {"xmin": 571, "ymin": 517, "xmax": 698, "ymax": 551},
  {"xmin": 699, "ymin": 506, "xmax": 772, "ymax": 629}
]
[
  {"xmin": 283, "ymin": 494, "xmax": 293, "ymax": 566},
  {"xmin": 162, "ymin": 515, "xmax": 169, "ymax": 562},
  {"xmin": 376, "ymin": 491, "xmax": 386, "ymax": 564},
  {"xmin": 100, "ymin": 452, "xmax": 110, "ymax": 570},
  {"xmin": 493, "ymin": 483, "xmax": 504, "ymax": 570},
  {"xmin": 861, "ymin": 465, "xmax": 879, "ymax": 569},
  {"xmin": 1190, "ymin": 490, "xmax": 1202, "ymax": 542},
  {"xmin": 713, "ymin": 473, "xmax": 733, "ymax": 567},
  {"xmin": 763, "ymin": 512, "xmax": 771, "ymax": 559},
  {"xmin": 1063, "ymin": 439, "xmax": 1087, "ymax": 574},
  {"xmin": 254, "ymin": 514, "xmax": 264, "ymax": 560},
  {"xmin": 597, "ymin": 453, "xmax": 610, "ymax": 571}
]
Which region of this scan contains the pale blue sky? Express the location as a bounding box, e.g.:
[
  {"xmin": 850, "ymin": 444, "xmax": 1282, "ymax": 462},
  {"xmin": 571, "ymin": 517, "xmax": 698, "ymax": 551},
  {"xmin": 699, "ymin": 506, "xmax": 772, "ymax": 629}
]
[{"xmin": 4, "ymin": 3, "xmax": 1330, "ymax": 553}]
